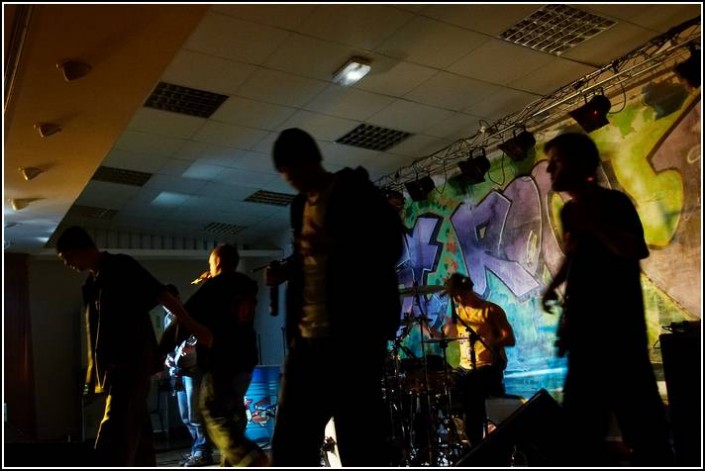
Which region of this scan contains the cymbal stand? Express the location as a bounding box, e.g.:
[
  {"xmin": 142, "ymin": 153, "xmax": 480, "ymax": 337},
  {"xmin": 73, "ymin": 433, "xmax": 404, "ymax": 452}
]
[{"xmin": 410, "ymin": 284, "xmax": 437, "ymax": 466}]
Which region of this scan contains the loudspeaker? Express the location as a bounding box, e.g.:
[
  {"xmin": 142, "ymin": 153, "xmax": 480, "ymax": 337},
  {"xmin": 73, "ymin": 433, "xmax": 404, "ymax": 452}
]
[
  {"xmin": 455, "ymin": 389, "xmax": 571, "ymax": 467},
  {"xmin": 660, "ymin": 329, "xmax": 701, "ymax": 466},
  {"xmin": 4, "ymin": 441, "xmax": 95, "ymax": 467}
]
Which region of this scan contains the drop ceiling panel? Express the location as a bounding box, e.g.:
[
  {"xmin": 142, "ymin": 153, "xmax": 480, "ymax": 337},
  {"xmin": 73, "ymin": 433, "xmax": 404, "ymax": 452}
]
[
  {"xmin": 304, "ymin": 85, "xmax": 397, "ymax": 121},
  {"xmin": 424, "ymin": 112, "xmax": 485, "ymax": 141},
  {"xmin": 320, "ymin": 141, "xmax": 381, "ymax": 169},
  {"xmin": 263, "ymin": 33, "xmax": 358, "ymax": 82},
  {"xmin": 229, "ymin": 151, "xmax": 277, "ymax": 174},
  {"xmin": 212, "ymin": 4, "xmax": 316, "ymax": 30},
  {"xmin": 173, "ymin": 141, "xmax": 248, "ymax": 166},
  {"xmin": 142, "ymin": 174, "xmax": 208, "ymax": 195},
  {"xmin": 507, "ymin": 58, "xmax": 597, "ymax": 95},
  {"xmin": 578, "ymin": 4, "xmax": 701, "ymax": 31},
  {"xmin": 560, "ymin": 22, "xmax": 659, "ymax": 65},
  {"xmin": 419, "ymin": 4, "xmax": 542, "ymax": 36},
  {"xmin": 404, "ymin": 72, "xmax": 503, "ymax": 111},
  {"xmin": 114, "ymin": 130, "xmax": 187, "ymax": 157},
  {"xmin": 74, "ymin": 180, "xmax": 141, "ymax": 210},
  {"xmin": 353, "ymin": 57, "xmax": 438, "ymax": 96},
  {"xmin": 367, "ymin": 99, "xmax": 455, "ymax": 134},
  {"xmin": 465, "ymin": 87, "xmax": 541, "ymax": 122},
  {"xmin": 162, "ymin": 50, "xmax": 257, "ymax": 96},
  {"xmin": 192, "ymin": 182, "xmax": 256, "ymax": 202},
  {"xmin": 385, "ymin": 133, "xmax": 454, "ymax": 159},
  {"xmin": 211, "ymin": 96, "xmax": 297, "ymax": 130},
  {"xmin": 236, "ymin": 67, "xmax": 328, "ymax": 108},
  {"xmin": 376, "ymin": 16, "xmax": 490, "ymax": 69},
  {"xmin": 184, "ymin": 10, "xmax": 291, "ymax": 64},
  {"xmin": 127, "ymin": 108, "xmax": 206, "ymax": 139},
  {"xmin": 101, "ymin": 148, "xmax": 170, "ymax": 174},
  {"xmin": 449, "ymin": 39, "xmax": 556, "ymax": 85},
  {"xmin": 191, "ymin": 121, "xmax": 269, "ymax": 150},
  {"xmin": 295, "ymin": 5, "xmax": 414, "ymax": 50},
  {"xmin": 277, "ymin": 110, "xmax": 359, "ymax": 142}
]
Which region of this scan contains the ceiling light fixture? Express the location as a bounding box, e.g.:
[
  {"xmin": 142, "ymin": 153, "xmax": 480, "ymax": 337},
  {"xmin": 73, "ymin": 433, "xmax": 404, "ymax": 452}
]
[
  {"xmin": 332, "ymin": 56, "xmax": 371, "ymax": 86},
  {"xmin": 57, "ymin": 59, "xmax": 92, "ymax": 82},
  {"xmin": 34, "ymin": 122, "xmax": 62, "ymax": 138},
  {"xmin": 18, "ymin": 166, "xmax": 43, "ymax": 181},
  {"xmin": 498, "ymin": 128, "xmax": 536, "ymax": 161},
  {"xmin": 9, "ymin": 198, "xmax": 36, "ymax": 211},
  {"xmin": 569, "ymin": 94, "xmax": 612, "ymax": 133}
]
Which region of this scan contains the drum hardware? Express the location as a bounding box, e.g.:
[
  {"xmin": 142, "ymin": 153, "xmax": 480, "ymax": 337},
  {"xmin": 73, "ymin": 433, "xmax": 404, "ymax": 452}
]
[{"xmin": 398, "ymin": 284, "xmax": 445, "ymax": 297}]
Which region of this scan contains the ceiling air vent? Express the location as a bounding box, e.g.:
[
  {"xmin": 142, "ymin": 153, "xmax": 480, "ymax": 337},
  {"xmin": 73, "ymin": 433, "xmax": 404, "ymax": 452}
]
[
  {"xmin": 144, "ymin": 82, "xmax": 228, "ymax": 118},
  {"xmin": 336, "ymin": 123, "xmax": 412, "ymax": 151},
  {"xmin": 499, "ymin": 4, "xmax": 616, "ymax": 56},
  {"xmin": 92, "ymin": 166, "xmax": 152, "ymax": 187},
  {"xmin": 203, "ymin": 222, "xmax": 245, "ymax": 236},
  {"xmin": 245, "ymin": 190, "xmax": 296, "ymax": 206},
  {"xmin": 68, "ymin": 205, "xmax": 118, "ymax": 220}
]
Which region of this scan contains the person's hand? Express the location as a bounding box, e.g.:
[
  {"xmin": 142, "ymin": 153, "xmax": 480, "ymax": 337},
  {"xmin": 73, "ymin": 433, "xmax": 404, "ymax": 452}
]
[
  {"xmin": 542, "ymin": 288, "xmax": 560, "ymax": 314},
  {"xmin": 82, "ymin": 384, "xmax": 96, "ymax": 406},
  {"xmin": 265, "ymin": 260, "xmax": 289, "ymax": 286},
  {"xmin": 193, "ymin": 325, "xmax": 213, "ymax": 349},
  {"xmin": 165, "ymin": 355, "xmax": 175, "ymax": 368}
]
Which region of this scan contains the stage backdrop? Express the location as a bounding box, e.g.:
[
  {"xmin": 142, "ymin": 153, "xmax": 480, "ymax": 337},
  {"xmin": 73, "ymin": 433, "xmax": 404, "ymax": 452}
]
[{"xmin": 393, "ymin": 75, "xmax": 701, "ymax": 401}]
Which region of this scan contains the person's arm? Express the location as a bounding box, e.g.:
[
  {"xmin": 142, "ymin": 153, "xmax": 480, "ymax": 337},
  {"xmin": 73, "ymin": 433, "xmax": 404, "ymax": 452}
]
[
  {"xmin": 83, "ymin": 305, "xmax": 97, "ymax": 401},
  {"xmin": 542, "ymin": 256, "xmax": 570, "ymax": 313},
  {"xmin": 491, "ymin": 305, "xmax": 515, "ymax": 348},
  {"xmin": 158, "ymin": 291, "xmax": 213, "ymax": 348}
]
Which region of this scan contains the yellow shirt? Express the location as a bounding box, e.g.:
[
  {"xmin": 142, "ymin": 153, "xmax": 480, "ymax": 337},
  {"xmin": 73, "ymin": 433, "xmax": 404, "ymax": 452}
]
[{"xmin": 456, "ymin": 302, "xmax": 507, "ymax": 370}]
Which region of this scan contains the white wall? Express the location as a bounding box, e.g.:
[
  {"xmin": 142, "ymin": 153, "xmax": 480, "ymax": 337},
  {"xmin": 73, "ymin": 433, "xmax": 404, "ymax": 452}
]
[{"xmin": 28, "ymin": 248, "xmax": 286, "ymax": 441}]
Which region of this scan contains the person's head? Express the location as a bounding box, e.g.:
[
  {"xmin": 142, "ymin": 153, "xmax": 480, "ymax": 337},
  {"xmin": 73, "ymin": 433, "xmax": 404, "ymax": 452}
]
[
  {"xmin": 209, "ymin": 243, "xmax": 240, "ymax": 277},
  {"xmin": 444, "ymin": 273, "xmax": 475, "ymax": 303},
  {"xmin": 56, "ymin": 226, "xmax": 99, "ymax": 273},
  {"xmin": 272, "ymin": 128, "xmax": 326, "ymax": 193},
  {"xmin": 544, "ymin": 132, "xmax": 600, "ymax": 193}
]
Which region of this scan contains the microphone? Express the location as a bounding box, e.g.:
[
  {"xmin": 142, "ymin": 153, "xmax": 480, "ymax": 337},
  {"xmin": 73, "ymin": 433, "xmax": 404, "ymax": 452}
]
[
  {"xmin": 270, "ymin": 285, "xmax": 279, "ymax": 316},
  {"xmin": 191, "ymin": 271, "xmax": 210, "ymax": 285}
]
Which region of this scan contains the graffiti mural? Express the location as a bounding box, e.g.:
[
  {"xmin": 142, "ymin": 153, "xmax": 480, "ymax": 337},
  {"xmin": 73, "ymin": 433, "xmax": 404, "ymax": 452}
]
[{"xmin": 395, "ymin": 82, "xmax": 701, "ymax": 400}]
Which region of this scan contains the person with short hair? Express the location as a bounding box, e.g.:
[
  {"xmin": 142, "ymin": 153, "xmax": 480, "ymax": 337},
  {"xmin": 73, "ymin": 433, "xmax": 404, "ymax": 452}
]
[
  {"xmin": 266, "ymin": 128, "xmax": 404, "ymax": 467},
  {"xmin": 542, "ymin": 132, "xmax": 674, "ymax": 466},
  {"xmin": 442, "ymin": 272, "xmax": 515, "ymax": 448},
  {"xmin": 56, "ymin": 226, "xmax": 211, "ymax": 467}
]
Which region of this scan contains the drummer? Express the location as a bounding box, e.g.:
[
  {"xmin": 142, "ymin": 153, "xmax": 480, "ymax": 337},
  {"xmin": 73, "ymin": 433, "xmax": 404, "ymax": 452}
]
[{"xmin": 441, "ymin": 272, "xmax": 516, "ymax": 448}]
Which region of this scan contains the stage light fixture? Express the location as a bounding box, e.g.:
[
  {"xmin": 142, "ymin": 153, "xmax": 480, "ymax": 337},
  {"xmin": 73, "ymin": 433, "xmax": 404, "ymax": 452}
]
[
  {"xmin": 674, "ymin": 43, "xmax": 700, "ymax": 89},
  {"xmin": 569, "ymin": 94, "xmax": 611, "ymax": 133},
  {"xmin": 405, "ymin": 176, "xmax": 435, "ymax": 202},
  {"xmin": 498, "ymin": 129, "xmax": 536, "ymax": 161},
  {"xmin": 457, "ymin": 148, "xmax": 490, "ymax": 185}
]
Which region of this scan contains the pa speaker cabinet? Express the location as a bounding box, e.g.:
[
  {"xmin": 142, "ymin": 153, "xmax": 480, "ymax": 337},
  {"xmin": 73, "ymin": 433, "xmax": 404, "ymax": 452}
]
[
  {"xmin": 660, "ymin": 329, "xmax": 701, "ymax": 467},
  {"xmin": 455, "ymin": 388, "xmax": 571, "ymax": 467}
]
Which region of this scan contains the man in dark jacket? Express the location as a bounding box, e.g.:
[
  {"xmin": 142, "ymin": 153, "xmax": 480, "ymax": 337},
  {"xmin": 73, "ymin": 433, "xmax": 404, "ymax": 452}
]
[
  {"xmin": 57, "ymin": 226, "xmax": 211, "ymax": 467},
  {"xmin": 266, "ymin": 128, "xmax": 404, "ymax": 466}
]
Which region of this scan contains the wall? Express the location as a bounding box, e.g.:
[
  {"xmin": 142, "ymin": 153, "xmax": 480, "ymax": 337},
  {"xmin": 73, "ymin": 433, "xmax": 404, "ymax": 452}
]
[
  {"xmin": 27, "ymin": 250, "xmax": 286, "ymax": 441},
  {"xmin": 396, "ymin": 76, "xmax": 701, "ymax": 400}
]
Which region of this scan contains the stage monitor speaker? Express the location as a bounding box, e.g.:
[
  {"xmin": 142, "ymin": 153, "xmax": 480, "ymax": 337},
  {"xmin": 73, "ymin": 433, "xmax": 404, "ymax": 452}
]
[
  {"xmin": 660, "ymin": 328, "xmax": 701, "ymax": 467},
  {"xmin": 455, "ymin": 388, "xmax": 572, "ymax": 467},
  {"xmin": 4, "ymin": 441, "xmax": 95, "ymax": 467}
]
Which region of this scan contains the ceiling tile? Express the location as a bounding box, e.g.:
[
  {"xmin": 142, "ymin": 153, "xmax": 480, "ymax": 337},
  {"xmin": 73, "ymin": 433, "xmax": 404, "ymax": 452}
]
[
  {"xmin": 185, "ymin": 10, "xmax": 291, "ymax": 64},
  {"xmin": 560, "ymin": 22, "xmax": 657, "ymax": 66},
  {"xmin": 464, "ymin": 87, "xmax": 540, "ymax": 122},
  {"xmin": 376, "ymin": 16, "xmax": 490, "ymax": 69},
  {"xmin": 385, "ymin": 133, "xmax": 454, "ymax": 159},
  {"xmin": 449, "ymin": 39, "xmax": 555, "ymax": 85},
  {"xmin": 304, "ymin": 85, "xmax": 397, "ymax": 121},
  {"xmin": 237, "ymin": 67, "xmax": 328, "ymax": 107},
  {"xmin": 425, "ymin": 112, "xmax": 485, "ymax": 141},
  {"xmin": 508, "ymin": 58, "xmax": 597, "ymax": 95},
  {"xmin": 101, "ymin": 148, "xmax": 169, "ymax": 174},
  {"xmin": 211, "ymin": 4, "xmax": 316, "ymax": 30},
  {"xmin": 114, "ymin": 130, "xmax": 187, "ymax": 157},
  {"xmin": 173, "ymin": 141, "xmax": 248, "ymax": 166},
  {"xmin": 193, "ymin": 181, "xmax": 256, "ymax": 202},
  {"xmin": 264, "ymin": 33, "xmax": 356, "ymax": 82},
  {"xmin": 191, "ymin": 121, "xmax": 270, "ymax": 150},
  {"xmin": 405, "ymin": 72, "xmax": 502, "ymax": 111},
  {"xmin": 419, "ymin": 4, "xmax": 541, "ymax": 36},
  {"xmin": 127, "ymin": 107, "xmax": 206, "ymax": 139},
  {"xmin": 230, "ymin": 151, "xmax": 276, "ymax": 173},
  {"xmin": 367, "ymin": 99, "xmax": 455, "ymax": 134},
  {"xmin": 353, "ymin": 57, "xmax": 438, "ymax": 96},
  {"xmin": 143, "ymin": 174, "xmax": 208, "ymax": 195},
  {"xmin": 162, "ymin": 50, "xmax": 257, "ymax": 96},
  {"xmin": 75, "ymin": 180, "xmax": 141, "ymax": 210},
  {"xmin": 296, "ymin": 4, "xmax": 414, "ymax": 50},
  {"xmin": 211, "ymin": 96, "xmax": 296, "ymax": 131},
  {"xmin": 277, "ymin": 110, "xmax": 359, "ymax": 142}
]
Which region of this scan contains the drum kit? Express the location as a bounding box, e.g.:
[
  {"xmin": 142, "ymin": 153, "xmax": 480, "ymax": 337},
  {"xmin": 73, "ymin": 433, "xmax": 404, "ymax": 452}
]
[{"xmin": 382, "ymin": 284, "xmax": 471, "ymax": 466}]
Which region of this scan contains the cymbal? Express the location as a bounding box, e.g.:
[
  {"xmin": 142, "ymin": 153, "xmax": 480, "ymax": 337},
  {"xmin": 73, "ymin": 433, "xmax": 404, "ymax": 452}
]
[
  {"xmin": 399, "ymin": 285, "xmax": 445, "ymax": 296},
  {"xmin": 424, "ymin": 337, "xmax": 469, "ymax": 343}
]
